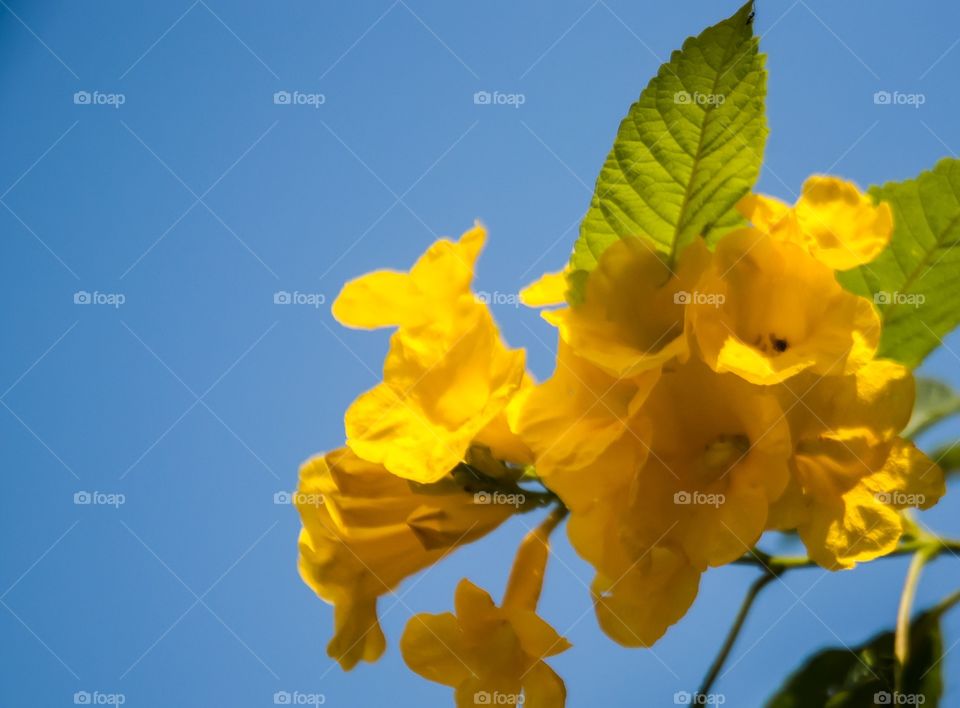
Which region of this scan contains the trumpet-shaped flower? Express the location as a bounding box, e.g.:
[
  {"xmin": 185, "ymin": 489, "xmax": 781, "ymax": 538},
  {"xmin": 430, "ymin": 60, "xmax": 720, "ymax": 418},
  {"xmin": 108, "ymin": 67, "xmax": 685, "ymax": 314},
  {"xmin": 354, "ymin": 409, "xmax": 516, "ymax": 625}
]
[
  {"xmin": 690, "ymin": 228, "xmax": 880, "ymax": 385},
  {"xmin": 738, "ymin": 175, "xmax": 893, "ymax": 270},
  {"xmin": 566, "ymin": 492, "xmax": 701, "ymax": 647},
  {"xmin": 333, "ymin": 225, "xmax": 528, "ymax": 483},
  {"xmin": 401, "ymin": 514, "xmax": 570, "ymax": 708},
  {"xmin": 295, "ymin": 448, "xmax": 515, "ymax": 669},
  {"xmin": 520, "ymin": 354, "xmax": 788, "ymax": 645},
  {"xmin": 517, "ymin": 342, "xmax": 657, "ymax": 509},
  {"xmin": 626, "ymin": 358, "xmax": 792, "ymax": 569},
  {"xmin": 541, "ymin": 236, "xmax": 709, "ymax": 379},
  {"xmin": 768, "ymin": 361, "xmax": 946, "ymax": 568}
]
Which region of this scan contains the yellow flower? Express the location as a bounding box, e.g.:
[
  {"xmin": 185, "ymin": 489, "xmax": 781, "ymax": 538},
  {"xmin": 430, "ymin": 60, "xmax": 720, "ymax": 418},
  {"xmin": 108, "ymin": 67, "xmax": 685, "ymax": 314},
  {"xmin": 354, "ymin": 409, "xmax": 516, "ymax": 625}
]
[
  {"xmin": 768, "ymin": 361, "xmax": 946, "ymax": 569},
  {"xmin": 333, "ymin": 224, "xmax": 528, "ymax": 483},
  {"xmin": 332, "ymin": 223, "xmax": 485, "ymax": 332},
  {"xmin": 567, "ymin": 494, "xmax": 701, "ymax": 647},
  {"xmin": 626, "ymin": 358, "xmax": 792, "ymax": 568},
  {"xmin": 738, "ymin": 175, "xmax": 893, "ymax": 270},
  {"xmin": 520, "ymin": 355, "xmax": 788, "ymax": 645},
  {"xmin": 517, "ymin": 341, "xmax": 657, "ymax": 509},
  {"xmin": 401, "ymin": 513, "xmax": 571, "ymax": 708},
  {"xmin": 690, "ymin": 228, "xmax": 880, "ymax": 385},
  {"xmin": 295, "ymin": 448, "xmax": 515, "ymax": 670},
  {"xmin": 540, "ymin": 236, "xmax": 709, "ymax": 379}
]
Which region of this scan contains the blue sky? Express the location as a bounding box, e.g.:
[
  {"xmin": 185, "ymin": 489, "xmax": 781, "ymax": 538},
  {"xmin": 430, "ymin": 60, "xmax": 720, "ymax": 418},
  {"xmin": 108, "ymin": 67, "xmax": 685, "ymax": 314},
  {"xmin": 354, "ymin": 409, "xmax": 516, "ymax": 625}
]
[{"xmin": 2, "ymin": 1, "xmax": 960, "ymax": 706}]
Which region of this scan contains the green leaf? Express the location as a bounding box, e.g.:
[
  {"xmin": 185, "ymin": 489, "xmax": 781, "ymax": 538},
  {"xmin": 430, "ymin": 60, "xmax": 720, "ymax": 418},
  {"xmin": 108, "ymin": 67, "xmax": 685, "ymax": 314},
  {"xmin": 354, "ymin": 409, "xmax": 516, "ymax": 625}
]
[
  {"xmin": 569, "ymin": 0, "xmax": 767, "ymax": 296},
  {"xmin": 766, "ymin": 605, "xmax": 945, "ymax": 707},
  {"xmin": 904, "ymin": 377, "xmax": 960, "ymax": 439},
  {"xmin": 838, "ymin": 158, "xmax": 960, "ymax": 368}
]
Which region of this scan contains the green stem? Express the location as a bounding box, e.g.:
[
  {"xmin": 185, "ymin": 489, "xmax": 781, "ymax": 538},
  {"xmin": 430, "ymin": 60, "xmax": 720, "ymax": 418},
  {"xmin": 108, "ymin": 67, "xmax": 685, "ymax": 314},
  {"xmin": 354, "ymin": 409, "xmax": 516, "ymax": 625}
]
[
  {"xmin": 697, "ymin": 571, "xmax": 777, "ymax": 699},
  {"xmin": 733, "ymin": 537, "xmax": 960, "ymax": 573},
  {"xmin": 894, "ymin": 545, "xmax": 942, "ymax": 693},
  {"xmin": 701, "ymin": 534, "xmax": 960, "ymax": 697}
]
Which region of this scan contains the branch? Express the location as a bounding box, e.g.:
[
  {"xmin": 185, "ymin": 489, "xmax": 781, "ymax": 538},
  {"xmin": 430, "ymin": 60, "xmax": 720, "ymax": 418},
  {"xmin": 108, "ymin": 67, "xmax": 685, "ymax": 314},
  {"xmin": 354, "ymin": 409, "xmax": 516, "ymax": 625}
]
[{"xmin": 697, "ymin": 571, "xmax": 777, "ymax": 698}]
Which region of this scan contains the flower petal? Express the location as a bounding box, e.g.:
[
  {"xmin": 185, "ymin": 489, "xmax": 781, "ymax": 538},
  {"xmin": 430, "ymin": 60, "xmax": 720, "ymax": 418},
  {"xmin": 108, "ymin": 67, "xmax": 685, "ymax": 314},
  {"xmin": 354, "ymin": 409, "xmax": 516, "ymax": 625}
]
[
  {"xmin": 520, "ymin": 270, "xmax": 568, "ymax": 307},
  {"xmin": 401, "ymin": 612, "xmax": 472, "ymax": 687},
  {"xmin": 522, "ymin": 661, "xmax": 567, "ymax": 708},
  {"xmin": 794, "ymin": 176, "xmax": 893, "ymax": 270}
]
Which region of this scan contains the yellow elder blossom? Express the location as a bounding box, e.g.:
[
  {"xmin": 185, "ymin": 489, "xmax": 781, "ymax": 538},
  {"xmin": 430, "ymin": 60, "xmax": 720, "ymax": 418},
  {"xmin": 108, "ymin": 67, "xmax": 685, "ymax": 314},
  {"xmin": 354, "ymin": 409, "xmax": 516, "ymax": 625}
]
[
  {"xmin": 333, "ymin": 224, "xmax": 529, "ymax": 483},
  {"xmin": 295, "ymin": 448, "xmax": 516, "ymax": 669},
  {"xmin": 768, "ymin": 360, "xmax": 946, "ymax": 569},
  {"xmin": 571, "ymin": 501, "xmax": 701, "ymax": 647},
  {"xmin": 540, "ymin": 236, "xmax": 709, "ymax": 379},
  {"xmin": 517, "ymin": 341, "xmax": 656, "ymax": 508},
  {"xmin": 401, "ymin": 512, "xmax": 570, "ymax": 707},
  {"xmin": 690, "ymin": 228, "xmax": 880, "ymax": 385},
  {"xmin": 738, "ymin": 175, "xmax": 893, "ymax": 270},
  {"xmin": 570, "ymin": 361, "xmax": 790, "ymax": 644},
  {"xmin": 300, "ymin": 173, "xmax": 946, "ymax": 689},
  {"xmin": 625, "ymin": 358, "xmax": 792, "ymax": 569}
]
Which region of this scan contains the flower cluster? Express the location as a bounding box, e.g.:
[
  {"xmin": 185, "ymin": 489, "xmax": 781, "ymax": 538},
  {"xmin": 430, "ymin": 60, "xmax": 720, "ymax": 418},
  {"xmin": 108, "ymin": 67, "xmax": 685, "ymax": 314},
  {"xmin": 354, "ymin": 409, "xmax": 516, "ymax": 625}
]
[
  {"xmin": 517, "ymin": 176, "xmax": 945, "ymax": 647},
  {"xmin": 294, "ymin": 177, "xmax": 945, "ymax": 706}
]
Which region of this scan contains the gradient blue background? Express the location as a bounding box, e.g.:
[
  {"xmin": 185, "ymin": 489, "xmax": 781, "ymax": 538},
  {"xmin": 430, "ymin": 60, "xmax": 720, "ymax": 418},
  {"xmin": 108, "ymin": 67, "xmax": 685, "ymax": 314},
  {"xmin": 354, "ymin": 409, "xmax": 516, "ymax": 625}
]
[{"xmin": 2, "ymin": 1, "xmax": 959, "ymax": 706}]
